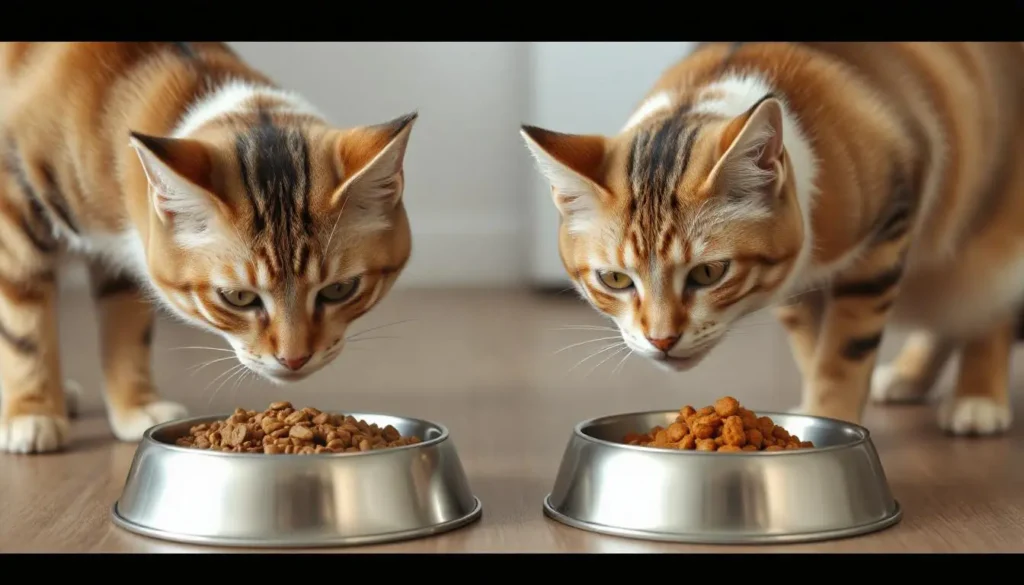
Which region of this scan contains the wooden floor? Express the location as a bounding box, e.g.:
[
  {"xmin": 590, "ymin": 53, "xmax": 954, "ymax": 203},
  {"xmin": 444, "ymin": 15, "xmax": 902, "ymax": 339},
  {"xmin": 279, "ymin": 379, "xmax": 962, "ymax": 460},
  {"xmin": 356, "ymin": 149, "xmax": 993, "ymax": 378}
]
[{"xmin": 2, "ymin": 288, "xmax": 1023, "ymax": 553}]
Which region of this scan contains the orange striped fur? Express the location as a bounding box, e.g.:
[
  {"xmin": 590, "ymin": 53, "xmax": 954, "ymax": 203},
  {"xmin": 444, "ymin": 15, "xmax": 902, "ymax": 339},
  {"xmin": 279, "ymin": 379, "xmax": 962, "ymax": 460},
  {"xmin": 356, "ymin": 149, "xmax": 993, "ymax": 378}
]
[
  {"xmin": 522, "ymin": 42, "xmax": 1024, "ymax": 436},
  {"xmin": 0, "ymin": 42, "xmax": 416, "ymax": 453}
]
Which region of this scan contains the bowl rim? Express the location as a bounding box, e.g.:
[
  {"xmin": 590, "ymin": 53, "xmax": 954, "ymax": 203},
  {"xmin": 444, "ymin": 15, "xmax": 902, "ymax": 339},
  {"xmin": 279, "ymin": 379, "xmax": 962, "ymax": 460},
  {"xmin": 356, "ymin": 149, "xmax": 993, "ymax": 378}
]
[
  {"xmin": 139, "ymin": 411, "xmax": 451, "ymax": 458},
  {"xmin": 572, "ymin": 409, "xmax": 871, "ymax": 456}
]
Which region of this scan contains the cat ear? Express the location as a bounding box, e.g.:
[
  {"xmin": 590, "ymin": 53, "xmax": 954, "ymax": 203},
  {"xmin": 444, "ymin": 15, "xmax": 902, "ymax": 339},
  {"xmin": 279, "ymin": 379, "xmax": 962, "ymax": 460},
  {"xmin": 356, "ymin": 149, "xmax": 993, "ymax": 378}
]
[
  {"xmin": 520, "ymin": 125, "xmax": 609, "ymax": 233},
  {"xmin": 703, "ymin": 96, "xmax": 786, "ymax": 215},
  {"xmin": 332, "ymin": 112, "xmax": 418, "ymax": 225},
  {"xmin": 129, "ymin": 132, "xmax": 228, "ymax": 247}
]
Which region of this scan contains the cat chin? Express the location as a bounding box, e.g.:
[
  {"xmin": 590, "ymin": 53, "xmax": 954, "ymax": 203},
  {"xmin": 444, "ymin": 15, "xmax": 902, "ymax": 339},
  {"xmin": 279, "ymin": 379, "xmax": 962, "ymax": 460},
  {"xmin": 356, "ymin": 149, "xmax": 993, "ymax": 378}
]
[{"xmin": 648, "ymin": 347, "xmax": 712, "ymax": 373}]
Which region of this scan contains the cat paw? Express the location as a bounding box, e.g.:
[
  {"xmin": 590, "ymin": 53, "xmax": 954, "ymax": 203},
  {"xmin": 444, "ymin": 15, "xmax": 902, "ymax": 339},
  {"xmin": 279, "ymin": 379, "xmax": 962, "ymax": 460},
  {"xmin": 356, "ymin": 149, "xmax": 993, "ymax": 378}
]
[
  {"xmin": 64, "ymin": 379, "xmax": 83, "ymax": 419},
  {"xmin": 870, "ymin": 363, "xmax": 930, "ymax": 404},
  {"xmin": 937, "ymin": 396, "xmax": 1011, "ymax": 436},
  {"xmin": 0, "ymin": 414, "xmax": 70, "ymax": 454},
  {"xmin": 109, "ymin": 401, "xmax": 188, "ymax": 442}
]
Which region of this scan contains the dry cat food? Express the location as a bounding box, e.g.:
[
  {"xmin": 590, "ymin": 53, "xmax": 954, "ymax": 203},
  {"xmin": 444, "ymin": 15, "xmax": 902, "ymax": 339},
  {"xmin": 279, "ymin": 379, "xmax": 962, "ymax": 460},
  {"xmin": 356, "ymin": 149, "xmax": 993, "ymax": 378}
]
[
  {"xmin": 623, "ymin": 396, "xmax": 816, "ymax": 452},
  {"xmin": 173, "ymin": 401, "xmax": 422, "ymax": 455}
]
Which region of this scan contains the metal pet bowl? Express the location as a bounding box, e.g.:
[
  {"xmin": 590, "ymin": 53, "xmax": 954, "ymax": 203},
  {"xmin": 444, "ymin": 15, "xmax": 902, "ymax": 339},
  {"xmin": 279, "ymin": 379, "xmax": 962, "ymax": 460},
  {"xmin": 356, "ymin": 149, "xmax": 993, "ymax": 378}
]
[
  {"xmin": 111, "ymin": 413, "xmax": 482, "ymax": 548},
  {"xmin": 543, "ymin": 411, "xmax": 901, "ymax": 545}
]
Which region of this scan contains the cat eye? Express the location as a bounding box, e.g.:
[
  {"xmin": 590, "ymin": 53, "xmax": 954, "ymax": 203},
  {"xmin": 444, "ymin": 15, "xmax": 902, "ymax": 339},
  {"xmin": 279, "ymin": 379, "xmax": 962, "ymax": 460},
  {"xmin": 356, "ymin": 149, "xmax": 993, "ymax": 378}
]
[
  {"xmin": 687, "ymin": 261, "xmax": 730, "ymax": 288},
  {"xmin": 318, "ymin": 278, "xmax": 360, "ymax": 304},
  {"xmin": 219, "ymin": 289, "xmax": 261, "ymax": 309},
  {"xmin": 597, "ymin": 270, "xmax": 634, "ymax": 291}
]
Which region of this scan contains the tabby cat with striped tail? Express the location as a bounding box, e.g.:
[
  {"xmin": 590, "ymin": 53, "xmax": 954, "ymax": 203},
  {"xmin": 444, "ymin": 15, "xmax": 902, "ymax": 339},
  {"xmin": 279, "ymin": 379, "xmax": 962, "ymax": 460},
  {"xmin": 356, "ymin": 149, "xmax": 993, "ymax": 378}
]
[
  {"xmin": 0, "ymin": 42, "xmax": 416, "ymax": 454},
  {"xmin": 520, "ymin": 42, "xmax": 1024, "ymax": 436}
]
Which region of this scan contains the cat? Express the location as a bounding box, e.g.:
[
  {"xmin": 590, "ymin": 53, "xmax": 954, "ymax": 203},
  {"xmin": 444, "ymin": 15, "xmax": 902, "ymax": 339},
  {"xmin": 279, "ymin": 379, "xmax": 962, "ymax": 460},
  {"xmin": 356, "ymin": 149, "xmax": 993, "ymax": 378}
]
[
  {"xmin": 520, "ymin": 42, "xmax": 1024, "ymax": 437},
  {"xmin": 0, "ymin": 42, "xmax": 416, "ymax": 454}
]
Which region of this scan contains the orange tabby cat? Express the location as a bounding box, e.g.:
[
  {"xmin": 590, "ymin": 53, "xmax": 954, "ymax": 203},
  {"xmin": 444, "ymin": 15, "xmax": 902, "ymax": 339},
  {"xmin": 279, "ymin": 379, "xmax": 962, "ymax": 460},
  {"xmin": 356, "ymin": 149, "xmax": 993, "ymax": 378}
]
[
  {"xmin": 521, "ymin": 42, "xmax": 1024, "ymax": 436},
  {"xmin": 0, "ymin": 42, "xmax": 416, "ymax": 454}
]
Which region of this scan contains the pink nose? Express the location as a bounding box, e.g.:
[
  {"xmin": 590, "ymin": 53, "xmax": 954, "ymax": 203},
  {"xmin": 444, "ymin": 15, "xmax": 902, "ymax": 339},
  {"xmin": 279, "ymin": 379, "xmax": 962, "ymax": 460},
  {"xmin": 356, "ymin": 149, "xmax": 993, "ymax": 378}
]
[
  {"xmin": 646, "ymin": 335, "xmax": 680, "ymax": 352},
  {"xmin": 277, "ymin": 354, "xmax": 311, "ymax": 371}
]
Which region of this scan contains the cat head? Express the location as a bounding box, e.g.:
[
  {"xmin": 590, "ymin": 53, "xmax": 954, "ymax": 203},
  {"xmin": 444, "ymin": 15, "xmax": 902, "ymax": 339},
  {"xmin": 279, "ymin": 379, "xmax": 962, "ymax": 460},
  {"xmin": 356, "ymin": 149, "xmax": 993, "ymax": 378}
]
[
  {"xmin": 129, "ymin": 111, "xmax": 416, "ymax": 384},
  {"xmin": 521, "ymin": 97, "xmax": 806, "ymax": 373}
]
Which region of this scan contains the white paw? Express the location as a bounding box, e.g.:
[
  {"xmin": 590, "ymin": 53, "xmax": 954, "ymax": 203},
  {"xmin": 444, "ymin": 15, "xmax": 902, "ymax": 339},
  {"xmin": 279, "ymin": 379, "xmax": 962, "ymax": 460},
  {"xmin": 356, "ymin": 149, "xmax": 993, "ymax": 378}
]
[
  {"xmin": 0, "ymin": 414, "xmax": 70, "ymax": 454},
  {"xmin": 109, "ymin": 401, "xmax": 188, "ymax": 442},
  {"xmin": 937, "ymin": 396, "xmax": 1012, "ymax": 436},
  {"xmin": 64, "ymin": 379, "xmax": 83, "ymax": 419},
  {"xmin": 870, "ymin": 363, "xmax": 928, "ymax": 404}
]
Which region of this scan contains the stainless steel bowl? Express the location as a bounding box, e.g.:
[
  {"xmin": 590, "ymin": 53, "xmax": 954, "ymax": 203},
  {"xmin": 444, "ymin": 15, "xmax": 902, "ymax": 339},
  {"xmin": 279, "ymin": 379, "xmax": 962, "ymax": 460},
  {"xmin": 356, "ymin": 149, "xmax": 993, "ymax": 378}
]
[
  {"xmin": 111, "ymin": 413, "xmax": 482, "ymax": 548},
  {"xmin": 543, "ymin": 410, "xmax": 901, "ymax": 544}
]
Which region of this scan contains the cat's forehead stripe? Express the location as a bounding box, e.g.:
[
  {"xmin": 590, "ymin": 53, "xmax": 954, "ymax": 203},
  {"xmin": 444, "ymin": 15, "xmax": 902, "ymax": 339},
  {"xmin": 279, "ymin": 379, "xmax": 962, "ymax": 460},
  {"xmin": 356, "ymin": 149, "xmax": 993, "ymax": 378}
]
[{"xmin": 234, "ymin": 110, "xmax": 315, "ymax": 285}]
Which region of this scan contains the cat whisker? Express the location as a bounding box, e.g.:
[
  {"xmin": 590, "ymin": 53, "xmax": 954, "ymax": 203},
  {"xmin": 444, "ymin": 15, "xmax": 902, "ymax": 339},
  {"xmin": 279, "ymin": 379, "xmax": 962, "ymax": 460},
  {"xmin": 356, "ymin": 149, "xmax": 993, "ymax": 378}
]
[
  {"xmin": 202, "ymin": 363, "xmax": 245, "ymax": 402},
  {"xmin": 346, "ymin": 318, "xmax": 417, "ymax": 341},
  {"xmin": 567, "ymin": 342, "xmax": 627, "ymax": 374},
  {"xmin": 345, "ymin": 335, "xmax": 401, "ymax": 343},
  {"xmin": 584, "ymin": 345, "xmax": 630, "ymax": 378},
  {"xmin": 612, "ymin": 349, "xmax": 634, "ymax": 376},
  {"xmin": 552, "ymin": 336, "xmax": 622, "ymax": 355},
  {"xmin": 207, "ymin": 364, "xmax": 247, "ymax": 407},
  {"xmin": 188, "ymin": 355, "xmax": 238, "ymax": 376}
]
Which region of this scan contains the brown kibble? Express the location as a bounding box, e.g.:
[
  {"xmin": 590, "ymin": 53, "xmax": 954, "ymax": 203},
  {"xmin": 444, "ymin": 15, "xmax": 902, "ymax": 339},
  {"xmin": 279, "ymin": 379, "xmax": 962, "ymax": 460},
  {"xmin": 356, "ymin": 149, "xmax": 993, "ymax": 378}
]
[
  {"xmin": 264, "ymin": 444, "xmax": 282, "ymax": 454},
  {"xmin": 679, "ymin": 434, "xmax": 696, "ymax": 450},
  {"xmin": 327, "ymin": 439, "xmax": 344, "ymax": 450},
  {"xmin": 269, "ymin": 401, "xmax": 292, "ymax": 411},
  {"xmin": 773, "ymin": 426, "xmax": 791, "ymax": 441},
  {"xmin": 284, "ymin": 410, "xmax": 308, "ymax": 425},
  {"xmin": 358, "ymin": 439, "xmax": 371, "ymax": 451},
  {"xmin": 382, "ymin": 425, "xmax": 401, "ymax": 442},
  {"xmin": 666, "ymin": 422, "xmax": 686, "ymax": 443},
  {"xmin": 721, "ymin": 415, "xmax": 747, "ymax": 447},
  {"xmin": 745, "ymin": 428, "xmax": 764, "ymax": 449},
  {"xmin": 691, "ymin": 423, "xmax": 714, "ymax": 440},
  {"xmin": 312, "ymin": 412, "xmax": 330, "ymax": 425},
  {"xmin": 289, "ymin": 425, "xmax": 314, "ymax": 441},
  {"xmin": 624, "ymin": 397, "xmax": 815, "ymax": 453},
  {"xmin": 227, "ymin": 424, "xmax": 248, "ymax": 447},
  {"xmin": 714, "ymin": 396, "xmax": 740, "ymax": 418},
  {"xmin": 653, "ymin": 429, "xmax": 670, "ymax": 447},
  {"xmin": 270, "ymin": 428, "xmax": 288, "ymax": 439},
  {"xmin": 696, "ymin": 438, "xmax": 717, "ymax": 452},
  {"xmin": 208, "ymin": 431, "xmax": 223, "ymax": 445},
  {"xmin": 739, "ymin": 408, "xmax": 759, "ymax": 430}
]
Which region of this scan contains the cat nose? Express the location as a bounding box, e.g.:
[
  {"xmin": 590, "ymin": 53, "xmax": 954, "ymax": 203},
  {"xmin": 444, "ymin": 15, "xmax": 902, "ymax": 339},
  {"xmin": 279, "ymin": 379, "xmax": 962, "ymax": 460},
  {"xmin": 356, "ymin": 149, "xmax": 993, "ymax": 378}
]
[
  {"xmin": 277, "ymin": 354, "xmax": 311, "ymax": 371},
  {"xmin": 646, "ymin": 335, "xmax": 681, "ymax": 352}
]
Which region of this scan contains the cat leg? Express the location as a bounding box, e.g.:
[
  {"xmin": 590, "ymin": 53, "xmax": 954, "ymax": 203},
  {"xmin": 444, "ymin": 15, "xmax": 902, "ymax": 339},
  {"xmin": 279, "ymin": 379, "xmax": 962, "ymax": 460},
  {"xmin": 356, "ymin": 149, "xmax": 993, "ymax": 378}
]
[
  {"xmin": 937, "ymin": 318, "xmax": 1014, "ymax": 436},
  {"xmin": 88, "ymin": 263, "xmax": 187, "ymax": 442},
  {"xmin": 0, "ymin": 183, "xmax": 69, "ymax": 453},
  {"xmin": 870, "ymin": 331, "xmax": 955, "ymax": 404},
  {"xmin": 797, "ymin": 234, "xmax": 909, "ymax": 425},
  {"xmin": 775, "ymin": 289, "xmax": 825, "ymax": 380}
]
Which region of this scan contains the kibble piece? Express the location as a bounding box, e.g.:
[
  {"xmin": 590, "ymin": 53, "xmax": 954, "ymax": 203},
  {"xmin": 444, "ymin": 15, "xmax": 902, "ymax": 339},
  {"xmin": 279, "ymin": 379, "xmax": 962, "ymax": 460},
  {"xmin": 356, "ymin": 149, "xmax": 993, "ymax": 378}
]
[
  {"xmin": 666, "ymin": 422, "xmax": 687, "ymax": 443},
  {"xmin": 714, "ymin": 396, "xmax": 740, "ymax": 418},
  {"xmin": 745, "ymin": 428, "xmax": 764, "ymax": 449},
  {"xmin": 721, "ymin": 416, "xmax": 747, "ymax": 447},
  {"xmin": 691, "ymin": 423, "xmax": 714, "ymax": 440},
  {"xmin": 226, "ymin": 424, "xmax": 248, "ymax": 447},
  {"xmin": 269, "ymin": 401, "xmax": 292, "ymax": 411},
  {"xmin": 758, "ymin": 416, "xmax": 776, "ymax": 437},
  {"xmin": 696, "ymin": 438, "xmax": 717, "ymax": 452},
  {"xmin": 288, "ymin": 425, "xmax": 313, "ymax": 441},
  {"xmin": 764, "ymin": 445, "xmax": 784, "ymax": 452},
  {"xmin": 718, "ymin": 445, "xmax": 742, "ymax": 453},
  {"xmin": 678, "ymin": 434, "xmax": 696, "ymax": 450}
]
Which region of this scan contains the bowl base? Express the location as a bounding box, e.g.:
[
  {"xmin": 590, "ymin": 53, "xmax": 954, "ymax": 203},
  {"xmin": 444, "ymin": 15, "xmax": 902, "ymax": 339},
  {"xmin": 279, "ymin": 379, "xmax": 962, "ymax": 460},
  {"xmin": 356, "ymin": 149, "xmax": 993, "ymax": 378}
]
[
  {"xmin": 111, "ymin": 497, "xmax": 483, "ymax": 549},
  {"xmin": 542, "ymin": 495, "xmax": 901, "ymax": 546}
]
